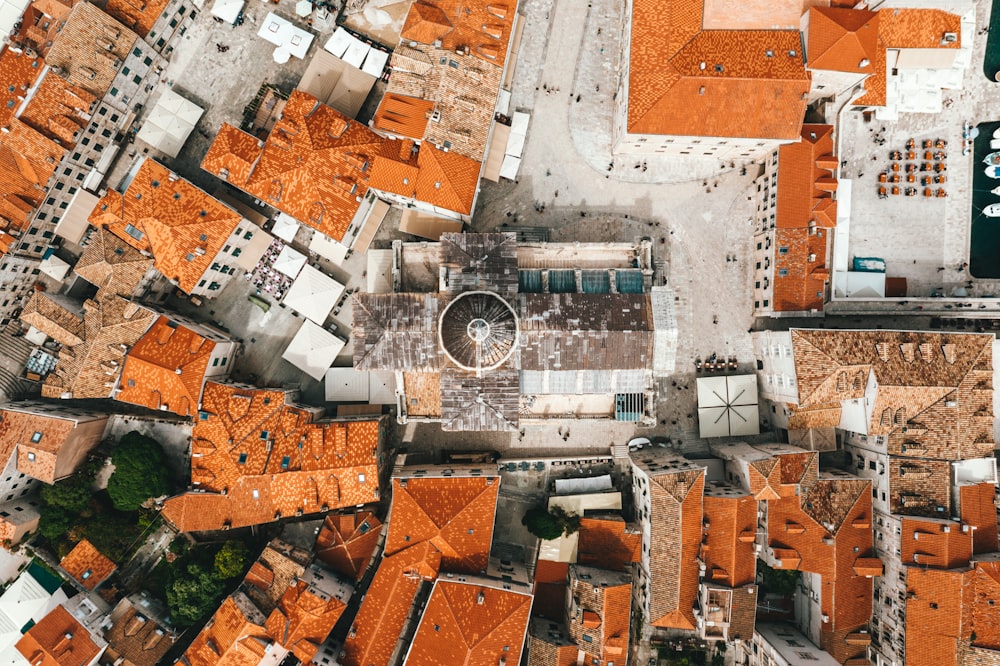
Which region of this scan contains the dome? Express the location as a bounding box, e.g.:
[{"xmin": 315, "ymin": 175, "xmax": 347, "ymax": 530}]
[{"xmin": 438, "ymin": 291, "xmax": 518, "ymax": 371}]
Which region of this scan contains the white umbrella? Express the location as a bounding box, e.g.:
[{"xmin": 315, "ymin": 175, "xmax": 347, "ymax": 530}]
[
  {"xmin": 273, "ymin": 45, "xmax": 291, "ymax": 64},
  {"xmin": 295, "ymin": 0, "xmax": 312, "ymax": 16}
]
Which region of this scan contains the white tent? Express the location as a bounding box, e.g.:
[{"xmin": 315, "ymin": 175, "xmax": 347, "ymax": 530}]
[
  {"xmin": 273, "ymin": 244, "xmax": 307, "ymax": 278},
  {"xmin": 282, "ymin": 264, "xmax": 344, "ymax": 324},
  {"xmin": 135, "ymin": 89, "xmax": 205, "ymax": 158},
  {"xmin": 38, "ymin": 254, "xmax": 70, "ymax": 281},
  {"xmin": 325, "ymin": 368, "xmax": 396, "ymax": 403},
  {"xmin": 697, "ymin": 374, "xmax": 760, "ymax": 438},
  {"xmin": 295, "ymin": 0, "xmax": 312, "ymax": 16},
  {"xmin": 323, "ymin": 26, "xmax": 388, "ymax": 77},
  {"xmin": 258, "ymin": 12, "xmax": 314, "ymax": 59},
  {"xmin": 272, "ymin": 212, "xmax": 300, "ymax": 242},
  {"xmin": 282, "ymin": 319, "xmax": 346, "ymax": 381},
  {"xmin": 136, "ymin": 88, "xmax": 205, "ymax": 157},
  {"xmin": 210, "ymin": 0, "xmax": 244, "ymax": 23},
  {"xmin": 309, "ymin": 231, "xmax": 349, "ymax": 265}
]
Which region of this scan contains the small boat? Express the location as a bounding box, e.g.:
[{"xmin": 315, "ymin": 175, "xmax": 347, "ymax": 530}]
[
  {"xmin": 991, "ymin": 185, "xmax": 1000, "ymax": 195},
  {"xmin": 985, "ymin": 152, "xmax": 1000, "ymax": 166},
  {"xmin": 986, "ymin": 165, "xmax": 1000, "ymax": 178},
  {"xmin": 985, "ymin": 203, "xmax": 1000, "ymax": 217},
  {"xmin": 993, "ymin": 128, "xmax": 1000, "ymax": 139},
  {"xmin": 992, "ymin": 139, "xmax": 1000, "ymax": 150}
]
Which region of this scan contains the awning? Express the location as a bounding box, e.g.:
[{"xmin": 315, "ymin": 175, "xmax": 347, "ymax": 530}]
[
  {"xmin": 55, "ymin": 190, "xmax": 99, "ymax": 245},
  {"xmin": 211, "ymin": 0, "xmax": 244, "ymax": 23},
  {"xmin": 273, "ymin": 245, "xmax": 307, "ymax": 278},
  {"xmin": 38, "ymin": 255, "xmax": 70, "ymax": 281},
  {"xmin": 233, "ymin": 229, "xmax": 273, "ymax": 271},
  {"xmin": 258, "ymin": 12, "xmax": 314, "ymax": 59},
  {"xmin": 399, "ymin": 209, "xmax": 463, "ymax": 240},
  {"xmin": 324, "ymin": 368, "xmax": 396, "ymax": 403},
  {"xmin": 271, "ymin": 212, "xmax": 300, "ymax": 242},
  {"xmin": 135, "ymin": 89, "xmax": 204, "ymax": 158},
  {"xmin": 282, "ymin": 319, "xmax": 346, "ymax": 381},
  {"xmin": 351, "ymin": 198, "xmax": 390, "ymax": 254},
  {"xmin": 309, "ymin": 231, "xmax": 349, "ymax": 265},
  {"xmin": 298, "ymin": 47, "xmax": 377, "ymax": 119},
  {"xmin": 696, "ymin": 375, "xmax": 760, "ymax": 438},
  {"xmin": 282, "ymin": 264, "xmax": 344, "ymax": 324},
  {"xmin": 482, "ymin": 123, "xmax": 511, "ymax": 182},
  {"xmin": 366, "ymin": 249, "xmax": 393, "ymax": 293}
]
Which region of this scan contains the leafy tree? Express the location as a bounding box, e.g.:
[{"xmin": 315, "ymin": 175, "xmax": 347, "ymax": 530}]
[
  {"xmin": 166, "ymin": 562, "xmax": 224, "ymax": 626},
  {"xmin": 107, "ymin": 431, "xmax": 171, "ymax": 511},
  {"xmin": 522, "ymin": 505, "xmax": 581, "ymax": 540},
  {"xmin": 37, "ymin": 507, "xmax": 72, "ymax": 542},
  {"xmin": 39, "ymin": 473, "xmax": 93, "ymax": 514},
  {"xmin": 213, "ymin": 541, "xmax": 249, "ymax": 580}
]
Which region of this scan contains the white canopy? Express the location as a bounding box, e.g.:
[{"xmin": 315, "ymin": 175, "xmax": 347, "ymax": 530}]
[
  {"xmin": 697, "ymin": 375, "xmax": 760, "ymax": 438},
  {"xmin": 272, "ymin": 212, "xmax": 300, "ymax": 242},
  {"xmin": 323, "ymin": 27, "xmax": 389, "ymax": 77},
  {"xmin": 295, "ymin": 0, "xmax": 312, "ymax": 16},
  {"xmin": 283, "ymin": 264, "xmax": 344, "ymax": 324},
  {"xmin": 282, "ymin": 319, "xmax": 346, "ymax": 381},
  {"xmin": 38, "ymin": 254, "xmax": 70, "ymax": 281},
  {"xmin": 258, "ymin": 12, "xmax": 314, "ymax": 59},
  {"xmin": 210, "ymin": 0, "xmax": 244, "ymax": 23},
  {"xmin": 325, "ymin": 368, "xmax": 397, "ymax": 403},
  {"xmin": 273, "ymin": 244, "xmax": 307, "ymax": 279},
  {"xmin": 309, "ymin": 231, "xmax": 349, "ymax": 265},
  {"xmin": 135, "ymin": 89, "xmax": 204, "ymax": 158}
]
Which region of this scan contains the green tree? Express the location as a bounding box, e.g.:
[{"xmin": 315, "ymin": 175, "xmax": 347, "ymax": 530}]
[
  {"xmin": 166, "ymin": 562, "xmax": 224, "ymax": 626},
  {"xmin": 522, "ymin": 505, "xmax": 581, "ymax": 540},
  {"xmin": 39, "ymin": 472, "xmax": 94, "ymax": 514},
  {"xmin": 107, "ymin": 432, "xmax": 171, "ymax": 511},
  {"xmin": 213, "ymin": 541, "xmax": 249, "ymax": 580},
  {"xmin": 37, "ymin": 507, "xmax": 72, "ymax": 542}
]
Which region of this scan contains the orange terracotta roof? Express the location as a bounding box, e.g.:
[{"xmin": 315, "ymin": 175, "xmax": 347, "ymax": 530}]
[
  {"xmin": 18, "ymin": 69, "xmax": 95, "ymax": 145},
  {"xmin": 532, "ymin": 560, "xmax": 569, "ymax": 621},
  {"xmin": 647, "ymin": 467, "xmax": 704, "ymax": 629},
  {"xmin": 178, "ymin": 594, "xmax": 273, "ymax": 666},
  {"xmin": 627, "ymin": 0, "xmax": 810, "ymax": 138},
  {"xmin": 342, "ymin": 474, "xmax": 500, "ymax": 666},
  {"xmin": 400, "ymin": 0, "xmax": 516, "ymax": 67},
  {"xmin": 702, "ymin": 491, "xmax": 758, "ymax": 588},
  {"xmin": 0, "ymin": 118, "xmax": 64, "ymax": 234},
  {"xmin": 90, "ymin": 159, "xmax": 243, "ymax": 294},
  {"xmin": 115, "ymin": 315, "xmax": 216, "ymax": 416},
  {"xmin": 264, "ymin": 579, "xmax": 347, "ymax": 664},
  {"xmin": 905, "ymin": 567, "xmax": 971, "ymax": 666},
  {"xmin": 103, "ymin": 597, "xmax": 175, "ymax": 666},
  {"xmin": 900, "ymin": 516, "xmax": 973, "ymax": 569},
  {"xmin": 315, "ymin": 511, "xmax": 382, "ymax": 581},
  {"xmin": 405, "ymin": 579, "xmax": 532, "ymax": 665},
  {"xmin": 15, "ymin": 605, "xmax": 101, "ymax": 666},
  {"xmin": 16, "ymin": 0, "xmax": 74, "ymax": 54},
  {"xmin": 567, "ymin": 567, "xmax": 631, "ymax": 663},
  {"xmin": 162, "ymin": 382, "xmax": 382, "ymax": 531},
  {"xmin": 853, "ymin": 8, "xmax": 961, "ymax": 107},
  {"xmin": 960, "ymin": 482, "xmax": 998, "ymax": 554},
  {"xmin": 0, "ymin": 46, "xmax": 44, "ymax": 128},
  {"xmin": 372, "ymin": 93, "xmax": 434, "ymax": 139},
  {"xmin": 0, "ymin": 406, "xmax": 77, "ymax": 483},
  {"xmin": 971, "ymin": 562, "xmax": 1000, "ymax": 651},
  {"xmin": 807, "ymin": 7, "xmax": 879, "ymax": 74},
  {"xmin": 59, "ymin": 538, "xmax": 116, "ymax": 590},
  {"xmin": 104, "ymin": 0, "xmax": 170, "ymax": 37},
  {"xmin": 576, "ymin": 517, "xmax": 641, "ymax": 571},
  {"xmin": 204, "ymin": 91, "xmax": 478, "ymax": 240}
]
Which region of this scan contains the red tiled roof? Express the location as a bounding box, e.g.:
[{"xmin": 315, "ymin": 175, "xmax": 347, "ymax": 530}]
[
  {"xmin": 203, "ymin": 91, "xmax": 478, "ymax": 242},
  {"xmin": 0, "ymin": 46, "xmax": 44, "ymax": 128},
  {"xmin": 264, "ymin": 579, "xmax": 347, "ymax": 664},
  {"xmin": 105, "ymin": 0, "xmax": 170, "ymax": 37},
  {"xmin": 162, "ymin": 382, "xmax": 382, "ymax": 531},
  {"xmin": 576, "ymin": 517, "xmax": 641, "ymax": 571},
  {"xmin": 0, "ymin": 407, "xmax": 77, "ymax": 484},
  {"xmin": 19, "ymin": 69, "xmax": 95, "ymax": 145},
  {"xmin": 960, "ymin": 482, "xmax": 998, "ymax": 555},
  {"xmin": 400, "ymin": 0, "xmax": 516, "ymax": 67},
  {"xmin": 15, "ymin": 605, "xmax": 101, "ymax": 666},
  {"xmin": 853, "ymin": 8, "xmax": 961, "ymax": 107},
  {"xmin": 901, "ymin": 516, "xmax": 973, "ymax": 569},
  {"xmin": 315, "ymin": 511, "xmax": 382, "ymax": 581},
  {"xmin": 905, "ymin": 567, "xmax": 971, "ymax": 666},
  {"xmin": 405, "ymin": 580, "xmax": 532, "ymax": 665},
  {"xmin": 342, "ymin": 474, "xmax": 500, "ymax": 666},
  {"xmin": 90, "ymin": 159, "xmax": 243, "ymax": 294},
  {"xmin": 702, "ymin": 492, "xmax": 758, "ymax": 588},
  {"xmin": 772, "ymin": 125, "xmax": 837, "ymax": 313},
  {"xmin": 807, "ymin": 7, "xmax": 879, "ymax": 74},
  {"xmin": 648, "ymin": 468, "xmax": 703, "ymax": 629},
  {"xmin": 59, "ymin": 538, "xmax": 116, "ymax": 590},
  {"xmin": 627, "ymin": 0, "xmax": 810, "ymax": 138},
  {"xmin": 531, "ymin": 560, "xmax": 569, "ymax": 621},
  {"xmin": 371, "ymin": 93, "xmax": 434, "ymax": 139},
  {"xmin": 179, "ymin": 594, "xmax": 273, "ymax": 666},
  {"xmin": 115, "ymin": 315, "xmax": 216, "ymax": 416},
  {"xmin": 0, "ymin": 118, "xmax": 64, "ymax": 235},
  {"xmin": 971, "ymin": 562, "xmax": 1000, "ymax": 651}
]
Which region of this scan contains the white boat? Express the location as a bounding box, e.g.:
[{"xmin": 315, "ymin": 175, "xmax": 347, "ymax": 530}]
[
  {"xmin": 986, "ymin": 203, "xmax": 1000, "ymax": 217},
  {"xmin": 994, "ymin": 127, "xmax": 1000, "ymax": 139},
  {"xmin": 986, "ymin": 165, "xmax": 1000, "ymax": 178},
  {"xmin": 992, "ymin": 186, "xmax": 1000, "ymax": 196},
  {"xmin": 985, "ymin": 152, "xmax": 1000, "ymax": 166},
  {"xmin": 992, "ymin": 139, "xmax": 1000, "ymax": 150}
]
